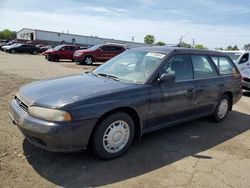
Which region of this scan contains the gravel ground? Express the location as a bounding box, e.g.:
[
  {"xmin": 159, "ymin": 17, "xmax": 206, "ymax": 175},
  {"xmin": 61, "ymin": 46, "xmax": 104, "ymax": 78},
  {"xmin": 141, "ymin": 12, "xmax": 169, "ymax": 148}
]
[{"xmin": 0, "ymin": 51, "xmax": 250, "ymax": 188}]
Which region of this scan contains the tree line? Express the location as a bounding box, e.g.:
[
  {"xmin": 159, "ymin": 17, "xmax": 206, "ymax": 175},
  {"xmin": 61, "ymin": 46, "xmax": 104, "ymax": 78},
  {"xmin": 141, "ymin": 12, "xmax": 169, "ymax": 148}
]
[
  {"xmin": 0, "ymin": 29, "xmax": 16, "ymax": 40},
  {"xmin": 144, "ymin": 34, "xmax": 250, "ymax": 51}
]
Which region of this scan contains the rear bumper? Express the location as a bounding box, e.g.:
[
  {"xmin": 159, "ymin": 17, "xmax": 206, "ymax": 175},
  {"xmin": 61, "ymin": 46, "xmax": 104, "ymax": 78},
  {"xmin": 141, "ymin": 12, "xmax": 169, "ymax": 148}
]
[{"xmin": 9, "ymin": 99, "xmax": 98, "ymax": 152}]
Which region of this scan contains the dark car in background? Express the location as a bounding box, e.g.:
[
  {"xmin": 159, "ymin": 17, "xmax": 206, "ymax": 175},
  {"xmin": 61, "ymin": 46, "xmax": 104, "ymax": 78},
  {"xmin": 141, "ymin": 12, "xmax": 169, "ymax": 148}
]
[
  {"xmin": 9, "ymin": 47, "xmax": 242, "ymax": 159},
  {"xmin": 5, "ymin": 44, "xmax": 41, "ymax": 54},
  {"xmin": 73, "ymin": 44, "xmax": 125, "ymax": 65},
  {"xmin": 42, "ymin": 44, "xmax": 79, "ymax": 62}
]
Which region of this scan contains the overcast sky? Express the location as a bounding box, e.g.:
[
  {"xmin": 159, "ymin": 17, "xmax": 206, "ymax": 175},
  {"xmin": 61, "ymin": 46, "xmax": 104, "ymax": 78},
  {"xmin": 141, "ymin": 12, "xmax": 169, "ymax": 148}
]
[{"xmin": 0, "ymin": 0, "xmax": 250, "ymax": 49}]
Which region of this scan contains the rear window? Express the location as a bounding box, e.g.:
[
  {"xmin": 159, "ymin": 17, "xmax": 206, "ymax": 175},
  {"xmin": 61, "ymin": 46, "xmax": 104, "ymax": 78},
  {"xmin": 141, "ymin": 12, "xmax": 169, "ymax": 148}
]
[
  {"xmin": 191, "ymin": 55, "xmax": 217, "ymax": 79},
  {"xmin": 211, "ymin": 56, "xmax": 236, "ymax": 75}
]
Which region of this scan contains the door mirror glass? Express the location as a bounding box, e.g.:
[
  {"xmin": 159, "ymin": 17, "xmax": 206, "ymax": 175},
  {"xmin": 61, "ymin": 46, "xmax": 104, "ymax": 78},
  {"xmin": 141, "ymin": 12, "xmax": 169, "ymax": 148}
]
[{"xmin": 158, "ymin": 73, "xmax": 175, "ymax": 83}]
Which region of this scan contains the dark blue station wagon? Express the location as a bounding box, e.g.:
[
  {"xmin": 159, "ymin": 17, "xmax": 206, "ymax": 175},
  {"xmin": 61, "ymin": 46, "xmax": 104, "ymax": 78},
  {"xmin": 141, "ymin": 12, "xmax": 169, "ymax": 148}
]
[{"xmin": 9, "ymin": 47, "xmax": 242, "ymax": 159}]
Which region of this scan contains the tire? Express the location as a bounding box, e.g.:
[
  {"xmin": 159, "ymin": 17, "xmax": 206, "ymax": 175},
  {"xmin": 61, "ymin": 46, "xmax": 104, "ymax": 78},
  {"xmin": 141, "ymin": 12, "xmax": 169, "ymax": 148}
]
[
  {"xmin": 53, "ymin": 55, "xmax": 60, "ymax": 62},
  {"xmin": 84, "ymin": 56, "xmax": 94, "ymax": 65},
  {"xmin": 47, "ymin": 54, "xmax": 52, "ymax": 61},
  {"xmin": 32, "ymin": 50, "xmax": 37, "ymax": 55},
  {"xmin": 91, "ymin": 112, "xmax": 135, "ymax": 159},
  {"xmin": 212, "ymin": 94, "xmax": 230, "ymax": 122},
  {"xmin": 10, "ymin": 49, "xmax": 16, "ymax": 54}
]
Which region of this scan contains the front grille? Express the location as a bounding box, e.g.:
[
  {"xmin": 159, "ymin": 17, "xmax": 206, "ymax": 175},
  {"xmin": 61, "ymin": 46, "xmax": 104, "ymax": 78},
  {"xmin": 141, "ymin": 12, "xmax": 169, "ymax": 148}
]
[
  {"xmin": 243, "ymin": 77, "xmax": 250, "ymax": 82},
  {"xmin": 15, "ymin": 96, "xmax": 29, "ymax": 113}
]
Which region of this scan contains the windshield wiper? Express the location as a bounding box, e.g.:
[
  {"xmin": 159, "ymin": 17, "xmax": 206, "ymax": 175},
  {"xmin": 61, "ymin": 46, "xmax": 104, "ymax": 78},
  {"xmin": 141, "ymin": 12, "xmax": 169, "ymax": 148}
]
[{"xmin": 97, "ymin": 73, "xmax": 120, "ymax": 81}]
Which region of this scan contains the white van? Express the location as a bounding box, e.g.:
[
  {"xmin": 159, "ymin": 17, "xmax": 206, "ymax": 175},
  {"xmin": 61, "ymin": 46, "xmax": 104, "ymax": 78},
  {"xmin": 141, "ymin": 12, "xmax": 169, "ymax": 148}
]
[{"xmin": 223, "ymin": 50, "xmax": 250, "ymax": 90}]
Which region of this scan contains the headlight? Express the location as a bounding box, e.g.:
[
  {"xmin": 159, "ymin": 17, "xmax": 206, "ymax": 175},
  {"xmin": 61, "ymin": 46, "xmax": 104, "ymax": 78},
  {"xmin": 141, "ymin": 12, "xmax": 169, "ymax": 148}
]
[
  {"xmin": 74, "ymin": 51, "xmax": 83, "ymax": 56},
  {"xmin": 29, "ymin": 106, "xmax": 72, "ymax": 122}
]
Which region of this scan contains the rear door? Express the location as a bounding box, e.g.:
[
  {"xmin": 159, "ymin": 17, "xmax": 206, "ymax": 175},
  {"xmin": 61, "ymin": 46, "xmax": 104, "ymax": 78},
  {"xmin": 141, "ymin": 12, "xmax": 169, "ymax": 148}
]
[
  {"xmin": 191, "ymin": 55, "xmax": 222, "ymax": 116},
  {"xmin": 146, "ymin": 54, "xmax": 196, "ymax": 131}
]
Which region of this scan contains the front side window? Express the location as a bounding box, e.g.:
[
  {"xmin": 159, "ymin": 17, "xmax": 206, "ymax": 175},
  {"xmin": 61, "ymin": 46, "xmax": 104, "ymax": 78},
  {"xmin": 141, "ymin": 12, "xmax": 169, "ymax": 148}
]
[
  {"xmin": 191, "ymin": 55, "xmax": 217, "ymax": 79},
  {"xmin": 92, "ymin": 50, "xmax": 165, "ymax": 83},
  {"xmin": 211, "ymin": 56, "xmax": 236, "ymax": 75},
  {"xmin": 240, "ymin": 53, "xmax": 249, "ymax": 64},
  {"xmin": 101, "ymin": 46, "xmax": 111, "ymax": 52},
  {"xmin": 161, "ymin": 55, "xmax": 193, "ymax": 81}
]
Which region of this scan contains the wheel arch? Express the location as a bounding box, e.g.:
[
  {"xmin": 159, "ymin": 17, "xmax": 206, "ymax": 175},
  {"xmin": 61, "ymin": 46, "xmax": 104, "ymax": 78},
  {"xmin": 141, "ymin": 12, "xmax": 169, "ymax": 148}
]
[
  {"xmin": 88, "ymin": 106, "xmax": 142, "ymax": 146},
  {"xmin": 223, "ymin": 91, "xmax": 233, "ymax": 111}
]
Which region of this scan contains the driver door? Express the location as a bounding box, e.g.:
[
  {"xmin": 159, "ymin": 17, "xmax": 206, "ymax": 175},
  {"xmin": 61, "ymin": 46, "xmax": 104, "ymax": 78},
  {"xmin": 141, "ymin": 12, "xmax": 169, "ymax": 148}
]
[{"xmin": 145, "ymin": 54, "xmax": 196, "ymax": 131}]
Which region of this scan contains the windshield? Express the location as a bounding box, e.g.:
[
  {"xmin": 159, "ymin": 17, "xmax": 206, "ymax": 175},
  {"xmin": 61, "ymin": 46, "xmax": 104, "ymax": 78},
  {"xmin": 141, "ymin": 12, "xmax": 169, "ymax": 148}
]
[
  {"xmin": 88, "ymin": 44, "xmax": 103, "ymax": 50},
  {"xmin": 53, "ymin": 45, "xmax": 64, "ymax": 50},
  {"xmin": 92, "ymin": 50, "xmax": 165, "ymax": 83},
  {"xmin": 226, "ymin": 52, "xmax": 242, "ymax": 62}
]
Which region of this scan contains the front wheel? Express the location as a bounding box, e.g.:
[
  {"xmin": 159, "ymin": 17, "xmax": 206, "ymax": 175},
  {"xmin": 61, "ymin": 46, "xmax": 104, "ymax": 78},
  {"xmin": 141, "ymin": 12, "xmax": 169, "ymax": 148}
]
[
  {"xmin": 212, "ymin": 94, "xmax": 230, "ymax": 122},
  {"xmin": 32, "ymin": 50, "xmax": 38, "ymax": 55},
  {"xmin": 91, "ymin": 112, "xmax": 135, "ymax": 159},
  {"xmin": 10, "ymin": 49, "xmax": 16, "ymax": 54},
  {"xmin": 84, "ymin": 56, "xmax": 93, "ymax": 65}
]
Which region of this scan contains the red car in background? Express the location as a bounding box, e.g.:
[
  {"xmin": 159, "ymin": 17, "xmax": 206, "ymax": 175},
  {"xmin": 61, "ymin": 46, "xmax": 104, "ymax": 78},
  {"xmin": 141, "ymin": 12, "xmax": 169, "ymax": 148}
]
[
  {"xmin": 73, "ymin": 44, "xmax": 126, "ymax": 65},
  {"xmin": 42, "ymin": 45, "xmax": 79, "ymax": 62}
]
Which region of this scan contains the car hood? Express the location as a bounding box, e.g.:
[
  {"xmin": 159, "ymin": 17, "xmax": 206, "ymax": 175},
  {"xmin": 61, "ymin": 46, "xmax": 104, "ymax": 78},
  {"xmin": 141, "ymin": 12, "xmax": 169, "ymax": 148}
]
[
  {"xmin": 75, "ymin": 49, "xmax": 94, "ymax": 53},
  {"xmin": 43, "ymin": 49, "xmax": 56, "ymax": 54},
  {"xmin": 17, "ymin": 73, "xmax": 135, "ymax": 108}
]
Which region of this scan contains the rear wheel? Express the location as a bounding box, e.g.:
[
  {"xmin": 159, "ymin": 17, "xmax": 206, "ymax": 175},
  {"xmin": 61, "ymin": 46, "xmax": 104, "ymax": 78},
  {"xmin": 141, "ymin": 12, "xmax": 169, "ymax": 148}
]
[
  {"xmin": 10, "ymin": 49, "xmax": 16, "ymax": 54},
  {"xmin": 212, "ymin": 94, "xmax": 230, "ymax": 122},
  {"xmin": 84, "ymin": 56, "xmax": 93, "ymax": 65},
  {"xmin": 91, "ymin": 112, "xmax": 135, "ymax": 159}
]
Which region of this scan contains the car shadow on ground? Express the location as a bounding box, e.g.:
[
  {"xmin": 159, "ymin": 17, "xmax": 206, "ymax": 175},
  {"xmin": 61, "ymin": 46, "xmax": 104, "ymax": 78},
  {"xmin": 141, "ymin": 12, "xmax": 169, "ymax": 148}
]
[{"xmin": 23, "ymin": 111, "xmax": 250, "ymax": 187}]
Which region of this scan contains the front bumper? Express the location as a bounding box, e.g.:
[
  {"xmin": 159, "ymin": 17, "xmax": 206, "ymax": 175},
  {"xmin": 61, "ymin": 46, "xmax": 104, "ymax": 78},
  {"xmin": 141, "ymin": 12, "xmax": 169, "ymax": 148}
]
[
  {"xmin": 9, "ymin": 99, "xmax": 98, "ymax": 152},
  {"xmin": 73, "ymin": 55, "xmax": 84, "ymax": 62}
]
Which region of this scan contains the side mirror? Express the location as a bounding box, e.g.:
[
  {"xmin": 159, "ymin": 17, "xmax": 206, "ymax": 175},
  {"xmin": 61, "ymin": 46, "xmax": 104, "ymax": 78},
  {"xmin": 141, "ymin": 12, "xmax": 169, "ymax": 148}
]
[{"xmin": 158, "ymin": 73, "xmax": 176, "ymax": 83}]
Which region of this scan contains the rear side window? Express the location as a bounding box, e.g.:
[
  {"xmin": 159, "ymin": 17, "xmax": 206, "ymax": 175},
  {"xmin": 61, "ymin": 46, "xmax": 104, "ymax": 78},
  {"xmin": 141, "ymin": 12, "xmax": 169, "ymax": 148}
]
[
  {"xmin": 211, "ymin": 56, "xmax": 236, "ymax": 75},
  {"xmin": 161, "ymin": 55, "xmax": 193, "ymax": 81},
  {"xmin": 191, "ymin": 55, "xmax": 217, "ymax": 79}
]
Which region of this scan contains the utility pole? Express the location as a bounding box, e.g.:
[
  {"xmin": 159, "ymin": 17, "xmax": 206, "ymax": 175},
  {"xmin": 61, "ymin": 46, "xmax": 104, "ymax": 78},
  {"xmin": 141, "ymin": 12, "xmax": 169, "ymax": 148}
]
[
  {"xmin": 179, "ymin": 32, "xmax": 190, "ymax": 45},
  {"xmin": 192, "ymin": 39, "xmax": 195, "ymax": 48}
]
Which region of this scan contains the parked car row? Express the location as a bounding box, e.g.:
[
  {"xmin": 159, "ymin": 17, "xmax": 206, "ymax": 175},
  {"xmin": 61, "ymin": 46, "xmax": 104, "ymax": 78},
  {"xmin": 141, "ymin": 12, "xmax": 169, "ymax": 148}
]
[
  {"xmin": 0, "ymin": 41, "xmax": 43, "ymax": 54},
  {"xmin": 42, "ymin": 43, "xmax": 126, "ymax": 65}
]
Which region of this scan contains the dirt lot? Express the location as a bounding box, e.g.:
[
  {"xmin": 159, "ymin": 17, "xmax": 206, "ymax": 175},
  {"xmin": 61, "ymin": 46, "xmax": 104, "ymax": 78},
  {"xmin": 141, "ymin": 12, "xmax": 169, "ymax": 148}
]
[{"xmin": 0, "ymin": 51, "xmax": 250, "ymax": 188}]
